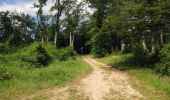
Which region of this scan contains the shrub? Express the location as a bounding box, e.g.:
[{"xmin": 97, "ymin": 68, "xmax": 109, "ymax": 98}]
[
  {"xmin": 43, "ymin": 43, "xmax": 57, "ymax": 58},
  {"xmin": 43, "ymin": 43, "xmax": 77, "ymax": 61},
  {"xmin": 55, "ymin": 47, "xmax": 77, "ymax": 61},
  {"xmin": 155, "ymin": 63, "xmax": 170, "ymax": 76},
  {"xmin": 0, "ymin": 55, "xmax": 7, "ymax": 62},
  {"xmin": 0, "ymin": 43, "xmax": 9, "ymax": 54},
  {"xmin": 0, "ymin": 42, "xmax": 76, "ymax": 67},
  {"xmin": 0, "ymin": 69, "xmax": 14, "ymax": 81},
  {"xmin": 91, "ymin": 31, "xmax": 112, "ymax": 57},
  {"xmin": 132, "ymin": 44, "xmax": 149, "ymax": 65},
  {"xmin": 154, "ymin": 43, "xmax": 170, "ymax": 75},
  {"xmin": 34, "ymin": 45, "xmax": 52, "ymax": 66},
  {"xmin": 10, "ymin": 42, "xmax": 52, "ymax": 66}
]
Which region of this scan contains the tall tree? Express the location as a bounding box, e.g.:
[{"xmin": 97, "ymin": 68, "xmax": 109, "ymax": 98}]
[
  {"xmin": 50, "ymin": 0, "xmax": 74, "ymax": 48},
  {"xmin": 0, "ymin": 11, "xmax": 35, "ymax": 46},
  {"xmin": 86, "ymin": 0, "xmax": 109, "ymax": 28},
  {"xmin": 64, "ymin": 1, "xmax": 85, "ymax": 48},
  {"xmin": 34, "ymin": 0, "xmax": 48, "ymax": 43}
]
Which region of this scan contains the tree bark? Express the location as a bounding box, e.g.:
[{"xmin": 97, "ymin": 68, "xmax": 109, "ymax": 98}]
[
  {"xmin": 72, "ymin": 34, "xmax": 74, "ymax": 48},
  {"xmin": 151, "ymin": 35, "xmax": 156, "ymax": 54},
  {"xmin": 142, "ymin": 38, "xmax": 147, "ymax": 51},
  {"xmin": 160, "ymin": 29, "xmax": 164, "ymax": 47},
  {"xmin": 121, "ymin": 40, "xmax": 125, "ymax": 52},
  {"xmin": 70, "ymin": 33, "xmax": 74, "ymax": 48},
  {"xmin": 70, "ymin": 32, "xmax": 72, "ymax": 47},
  {"xmin": 54, "ymin": 0, "xmax": 60, "ymax": 48},
  {"xmin": 54, "ymin": 32, "xmax": 57, "ymax": 47}
]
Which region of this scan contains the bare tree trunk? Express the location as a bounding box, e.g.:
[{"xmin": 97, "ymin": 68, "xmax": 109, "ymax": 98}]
[
  {"xmin": 142, "ymin": 38, "xmax": 147, "ymax": 50},
  {"xmin": 54, "ymin": 32, "xmax": 57, "ymax": 47},
  {"xmin": 72, "ymin": 34, "xmax": 74, "ymax": 48},
  {"xmin": 151, "ymin": 35, "xmax": 156, "ymax": 54},
  {"xmin": 160, "ymin": 29, "xmax": 164, "ymax": 47},
  {"xmin": 70, "ymin": 33, "xmax": 74, "ymax": 48},
  {"xmin": 121, "ymin": 40, "xmax": 125, "ymax": 52},
  {"xmin": 70, "ymin": 32, "xmax": 72, "ymax": 47},
  {"xmin": 54, "ymin": 15, "xmax": 60, "ymax": 48},
  {"xmin": 54, "ymin": 0, "xmax": 60, "ymax": 48}
]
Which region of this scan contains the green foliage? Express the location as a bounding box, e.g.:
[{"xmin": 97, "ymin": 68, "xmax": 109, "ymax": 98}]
[
  {"xmin": 97, "ymin": 53, "xmax": 170, "ymax": 99},
  {"xmin": 0, "ymin": 41, "xmax": 83, "ymax": 99},
  {"xmin": 43, "ymin": 42, "xmax": 58, "ymax": 58},
  {"xmin": 0, "ymin": 43, "xmax": 9, "ymax": 54},
  {"xmin": 0, "ymin": 57, "xmax": 91, "ymax": 99},
  {"xmin": 132, "ymin": 44, "xmax": 149, "ymax": 65},
  {"xmin": 0, "ymin": 42, "xmax": 52, "ymax": 67},
  {"xmin": 55, "ymin": 47, "xmax": 77, "ymax": 61},
  {"xmin": 35, "ymin": 45, "xmax": 52, "ymax": 66},
  {"xmin": 89, "ymin": 28, "xmax": 112, "ymax": 57},
  {"xmin": 0, "ymin": 69, "xmax": 13, "ymax": 81},
  {"xmin": 43, "ymin": 43, "xmax": 77, "ymax": 61},
  {"xmin": 16, "ymin": 42, "xmax": 52, "ymax": 66},
  {"xmin": 0, "ymin": 11, "xmax": 35, "ymax": 46},
  {"xmin": 0, "ymin": 42, "xmax": 77, "ymax": 67},
  {"xmin": 155, "ymin": 43, "xmax": 170, "ymax": 75}
]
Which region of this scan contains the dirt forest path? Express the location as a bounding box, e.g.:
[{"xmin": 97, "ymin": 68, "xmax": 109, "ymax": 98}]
[
  {"xmin": 80, "ymin": 57, "xmax": 143, "ymax": 100},
  {"xmin": 25, "ymin": 57, "xmax": 144, "ymax": 100}
]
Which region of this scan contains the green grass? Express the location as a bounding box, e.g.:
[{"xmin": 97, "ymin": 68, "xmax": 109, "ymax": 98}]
[
  {"xmin": 95, "ymin": 53, "xmax": 170, "ymax": 99},
  {"xmin": 0, "ymin": 57, "xmax": 91, "ymax": 100}
]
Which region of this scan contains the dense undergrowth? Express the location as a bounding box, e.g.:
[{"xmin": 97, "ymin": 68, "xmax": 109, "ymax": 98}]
[
  {"xmin": 0, "ymin": 42, "xmax": 90, "ymax": 99},
  {"xmin": 154, "ymin": 43, "xmax": 170, "ymax": 76},
  {"xmin": 96, "ymin": 53, "xmax": 170, "ymax": 99}
]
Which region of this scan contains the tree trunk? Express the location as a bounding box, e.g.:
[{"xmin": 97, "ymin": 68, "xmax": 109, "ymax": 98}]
[
  {"xmin": 54, "ymin": 0, "xmax": 60, "ymax": 48},
  {"xmin": 54, "ymin": 15, "xmax": 60, "ymax": 48},
  {"xmin": 70, "ymin": 32, "xmax": 72, "ymax": 47},
  {"xmin": 72, "ymin": 34, "xmax": 74, "ymax": 48},
  {"xmin": 160, "ymin": 29, "xmax": 164, "ymax": 47},
  {"xmin": 54, "ymin": 32, "xmax": 57, "ymax": 47},
  {"xmin": 121, "ymin": 40, "xmax": 125, "ymax": 52},
  {"xmin": 151, "ymin": 35, "xmax": 156, "ymax": 54},
  {"xmin": 142, "ymin": 38, "xmax": 147, "ymax": 51},
  {"xmin": 70, "ymin": 33, "xmax": 74, "ymax": 48}
]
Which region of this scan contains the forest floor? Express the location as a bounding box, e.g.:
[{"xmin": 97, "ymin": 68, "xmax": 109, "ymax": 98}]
[{"xmin": 24, "ymin": 57, "xmax": 143, "ymax": 100}]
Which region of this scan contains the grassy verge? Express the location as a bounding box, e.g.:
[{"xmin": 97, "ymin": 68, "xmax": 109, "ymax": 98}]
[
  {"xmin": 0, "ymin": 57, "xmax": 91, "ymax": 100},
  {"xmin": 95, "ymin": 54, "xmax": 170, "ymax": 99}
]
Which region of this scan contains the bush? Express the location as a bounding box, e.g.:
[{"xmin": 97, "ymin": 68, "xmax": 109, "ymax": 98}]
[
  {"xmin": 0, "ymin": 69, "xmax": 14, "ymax": 81},
  {"xmin": 91, "ymin": 31, "xmax": 112, "ymax": 57},
  {"xmin": 155, "ymin": 63, "xmax": 170, "ymax": 76},
  {"xmin": 8, "ymin": 42, "xmax": 52, "ymax": 66},
  {"xmin": 154, "ymin": 43, "xmax": 170, "ymax": 75},
  {"xmin": 34, "ymin": 45, "xmax": 52, "ymax": 66},
  {"xmin": 0, "ymin": 43, "xmax": 9, "ymax": 54},
  {"xmin": 55, "ymin": 47, "xmax": 77, "ymax": 61},
  {"xmin": 43, "ymin": 43, "xmax": 58, "ymax": 58},
  {"xmin": 21, "ymin": 44, "xmax": 52, "ymax": 66},
  {"xmin": 43, "ymin": 43, "xmax": 77, "ymax": 61},
  {"xmin": 132, "ymin": 44, "xmax": 149, "ymax": 65},
  {"xmin": 0, "ymin": 42, "xmax": 76, "ymax": 67}
]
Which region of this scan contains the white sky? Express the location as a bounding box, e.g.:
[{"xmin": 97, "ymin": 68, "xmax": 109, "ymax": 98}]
[{"xmin": 0, "ymin": 0, "xmax": 93, "ymax": 16}]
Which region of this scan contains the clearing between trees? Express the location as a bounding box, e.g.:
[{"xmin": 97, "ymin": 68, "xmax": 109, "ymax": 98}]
[{"xmin": 25, "ymin": 57, "xmax": 143, "ymax": 100}]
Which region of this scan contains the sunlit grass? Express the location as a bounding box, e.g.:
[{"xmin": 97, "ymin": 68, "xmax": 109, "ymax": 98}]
[{"xmin": 0, "ymin": 57, "xmax": 91, "ymax": 100}]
